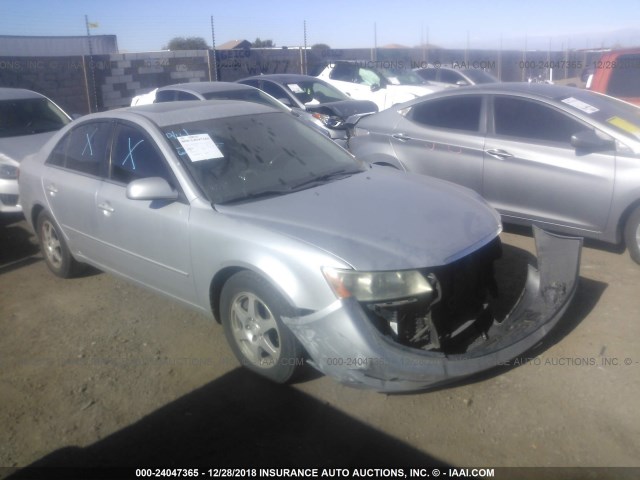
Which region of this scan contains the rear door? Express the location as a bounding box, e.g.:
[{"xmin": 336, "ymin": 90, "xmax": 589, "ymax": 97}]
[
  {"xmin": 483, "ymin": 95, "xmax": 615, "ymax": 232},
  {"xmin": 43, "ymin": 121, "xmax": 112, "ymax": 259},
  {"xmin": 388, "ymin": 94, "xmax": 486, "ymax": 194}
]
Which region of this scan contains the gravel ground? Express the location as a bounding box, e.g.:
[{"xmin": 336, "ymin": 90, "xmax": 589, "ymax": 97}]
[{"xmin": 1, "ymin": 216, "xmax": 639, "ymax": 479}]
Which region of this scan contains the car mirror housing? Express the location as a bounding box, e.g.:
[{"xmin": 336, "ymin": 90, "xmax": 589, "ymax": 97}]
[
  {"xmin": 126, "ymin": 177, "xmax": 178, "ymax": 201},
  {"xmin": 571, "ymin": 130, "xmax": 615, "ymax": 152}
]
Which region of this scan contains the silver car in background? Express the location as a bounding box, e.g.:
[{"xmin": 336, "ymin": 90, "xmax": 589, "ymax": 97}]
[
  {"xmin": 0, "ymin": 87, "xmax": 71, "ymax": 214},
  {"xmin": 19, "ymin": 100, "xmax": 581, "ymax": 392},
  {"xmin": 130, "ymin": 81, "xmax": 336, "ymax": 141},
  {"xmin": 349, "ymin": 83, "xmax": 640, "ymax": 263}
]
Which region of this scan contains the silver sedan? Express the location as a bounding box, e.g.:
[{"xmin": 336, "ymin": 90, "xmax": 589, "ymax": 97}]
[
  {"xmin": 349, "ymin": 83, "xmax": 640, "ymax": 264},
  {"xmin": 19, "ymin": 100, "xmax": 581, "ymax": 392}
]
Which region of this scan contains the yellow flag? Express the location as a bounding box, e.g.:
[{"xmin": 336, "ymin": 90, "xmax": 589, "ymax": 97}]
[{"xmin": 88, "ymin": 22, "xmax": 99, "ymax": 28}]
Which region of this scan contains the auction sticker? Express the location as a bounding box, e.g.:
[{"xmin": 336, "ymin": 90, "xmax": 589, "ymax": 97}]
[
  {"xmin": 561, "ymin": 97, "xmax": 599, "ymax": 114},
  {"xmin": 177, "ymin": 134, "xmax": 223, "ymax": 161}
]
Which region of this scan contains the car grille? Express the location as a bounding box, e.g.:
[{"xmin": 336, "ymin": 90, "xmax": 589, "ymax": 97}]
[{"xmin": 0, "ymin": 194, "xmax": 19, "ymax": 206}]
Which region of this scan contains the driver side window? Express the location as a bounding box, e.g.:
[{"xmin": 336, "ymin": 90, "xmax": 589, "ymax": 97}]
[{"xmin": 110, "ymin": 123, "xmax": 173, "ymax": 185}]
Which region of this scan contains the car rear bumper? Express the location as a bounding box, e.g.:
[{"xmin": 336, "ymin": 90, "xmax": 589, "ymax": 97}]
[{"xmin": 283, "ymin": 227, "xmax": 582, "ymax": 392}]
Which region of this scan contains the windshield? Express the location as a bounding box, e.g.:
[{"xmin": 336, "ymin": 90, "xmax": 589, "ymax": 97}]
[
  {"xmin": 201, "ymin": 89, "xmax": 289, "ymax": 112},
  {"xmin": 0, "ymin": 97, "xmax": 70, "ymax": 138},
  {"xmin": 162, "ymin": 111, "xmax": 364, "ymax": 204},
  {"xmin": 379, "ymin": 68, "xmax": 427, "ymax": 86},
  {"xmin": 284, "ymin": 79, "xmax": 349, "ymax": 105},
  {"xmin": 557, "ymin": 91, "xmax": 640, "ymax": 141}
]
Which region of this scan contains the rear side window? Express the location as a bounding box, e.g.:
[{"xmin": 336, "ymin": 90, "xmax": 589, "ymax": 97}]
[
  {"xmin": 329, "ymin": 63, "xmax": 356, "ymax": 82},
  {"xmin": 110, "ymin": 123, "xmax": 172, "ymax": 184},
  {"xmin": 47, "ymin": 121, "xmax": 112, "ymax": 176},
  {"xmin": 418, "ymin": 69, "xmax": 437, "ymax": 81},
  {"xmin": 493, "ymin": 96, "xmax": 584, "ymax": 145},
  {"xmin": 409, "ymin": 96, "xmax": 482, "ymax": 132}
]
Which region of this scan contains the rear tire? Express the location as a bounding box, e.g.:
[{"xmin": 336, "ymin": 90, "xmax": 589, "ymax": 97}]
[
  {"xmin": 624, "ymin": 206, "xmax": 640, "ymax": 264},
  {"xmin": 37, "ymin": 211, "xmax": 83, "ymax": 278},
  {"xmin": 220, "ymin": 270, "xmax": 304, "ymax": 383}
]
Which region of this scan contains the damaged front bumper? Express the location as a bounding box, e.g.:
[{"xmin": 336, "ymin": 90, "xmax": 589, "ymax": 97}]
[{"xmin": 282, "ymin": 227, "xmax": 582, "ymax": 392}]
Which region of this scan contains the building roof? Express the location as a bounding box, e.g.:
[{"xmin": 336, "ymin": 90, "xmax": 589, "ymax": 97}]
[{"xmin": 216, "ymin": 39, "xmax": 251, "ymax": 50}]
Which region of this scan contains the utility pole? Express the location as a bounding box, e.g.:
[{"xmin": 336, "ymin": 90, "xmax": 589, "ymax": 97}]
[
  {"xmin": 210, "ymin": 16, "xmax": 218, "ymax": 81},
  {"xmin": 84, "ymin": 15, "xmax": 98, "ymax": 112}
]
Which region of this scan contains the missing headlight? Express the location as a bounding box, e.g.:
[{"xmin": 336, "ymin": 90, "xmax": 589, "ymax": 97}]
[{"xmin": 363, "ymin": 238, "xmax": 503, "ymax": 354}]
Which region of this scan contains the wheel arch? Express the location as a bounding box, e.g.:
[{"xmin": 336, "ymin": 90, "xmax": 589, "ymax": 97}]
[
  {"xmin": 208, "ymin": 265, "xmax": 315, "ymax": 324},
  {"xmin": 618, "ymin": 198, "xmax": 640, "ymax": 246}
]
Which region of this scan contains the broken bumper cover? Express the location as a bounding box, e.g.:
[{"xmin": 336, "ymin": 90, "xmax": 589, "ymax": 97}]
[{"xmin": 283, "ymin": 227, "xmax": 582, "ymax": 392}]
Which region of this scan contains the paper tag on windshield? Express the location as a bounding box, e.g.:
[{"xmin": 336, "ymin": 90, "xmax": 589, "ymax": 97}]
[
  {"xmin": 561, "ymin": 97, "xmax": 599, "ymax": 114},
  {"xmin": 177, "ymin": 134, "xmax": 223, "ymax": 161}
]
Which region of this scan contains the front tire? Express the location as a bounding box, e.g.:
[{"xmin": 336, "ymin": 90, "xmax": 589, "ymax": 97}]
[
  {"xmin": 37, "ymin": 211, "xmax": 82, "ymax": 278},
  {"xmin": 220, "ymin": 271, "xmax": 304, "ymax": 383},
  {"xmin": 625, "ymin": 206, "xmax": 640, "ymax": 264}
]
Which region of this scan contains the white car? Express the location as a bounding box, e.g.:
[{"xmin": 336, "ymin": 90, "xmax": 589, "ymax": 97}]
[
  {"xmin": 317, "ymin": 61, "xmax": 445, "ymax": 111},
  {"xmin": 0, "ymin": 88, "xmax": 72, "ymax": 214}
]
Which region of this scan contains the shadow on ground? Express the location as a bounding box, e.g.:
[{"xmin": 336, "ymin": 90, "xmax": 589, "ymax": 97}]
[{"xmin": 7, "ymin": 369, "xmax": 448, "ymax": 478}]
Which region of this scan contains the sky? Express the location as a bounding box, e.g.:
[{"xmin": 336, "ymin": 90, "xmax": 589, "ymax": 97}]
[{"xmin": 2, "ymin": 0, "xmax": 640, "ymax": 52}]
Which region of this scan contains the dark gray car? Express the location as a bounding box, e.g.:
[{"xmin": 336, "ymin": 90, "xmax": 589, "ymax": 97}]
[
  {"xmin": 19, "ymin": 100, "xmax": 581, "ymax": 392},
  {"xmin": 349, "ymin": 83, "xmax": 640, "ymax": 263},
  {"xmin": 238, "ymin": 74, "xmax": 378, "ymax": 144}
]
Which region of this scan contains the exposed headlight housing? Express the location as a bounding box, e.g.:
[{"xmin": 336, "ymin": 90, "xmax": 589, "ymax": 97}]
[
  {"xmin": 0, "ymin": 160, "xmax": 19, "ymax": 180},
  {"xmin": 311, "ymin": 112, "xmax": 343, "ymax": 129},
  {"xmin": 322, "ymin": 267, "xmax": 433, "ymax": 302}
]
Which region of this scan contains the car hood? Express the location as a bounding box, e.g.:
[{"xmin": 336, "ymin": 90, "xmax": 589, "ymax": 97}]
[
  {"xmin": 0, "ymin": 131, "xmax": 57, "ymax": 162},
  {"xmin": 215, "ymin": 168, "xmax": 501, "ymax": 270},
  {"xmin": 305, "ymin": 99, "xmax": 378, "ymax": 118}
]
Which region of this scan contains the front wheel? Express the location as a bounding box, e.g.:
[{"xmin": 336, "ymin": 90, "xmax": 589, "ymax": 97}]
[
  {"xmin": 624, "ymin": 206, "xmax": 640, "ymax": 264},
  {"xmin": 220, "ymin": 271, "xmax": 304, "ymax": 383},
  {"xmin": 37, "ymin": 211, "xmax": 83, "ymax": 278}
]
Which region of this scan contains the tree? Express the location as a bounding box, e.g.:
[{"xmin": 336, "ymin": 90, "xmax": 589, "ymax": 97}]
[
  {"xmin": 164, "ymin": 37, "xmax": 209, "ymax": 51},
  {"xmin": 252, "ymin": 38, "xmax": 275, "ymax": 48},
  {"xmin": 311, "ymin": 43, "xmax": 331, "ymax": 51}
]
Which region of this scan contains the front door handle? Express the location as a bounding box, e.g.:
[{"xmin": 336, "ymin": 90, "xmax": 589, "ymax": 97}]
[
  {"xmin": 97, "ymin": 202, "xmax": 114, "ymax": 214},
  {"xmin": 485, "ymin": 149, "xmax": 514, "ymax": 160},
  {"xmin": 45, "ymin": 184, "xmax": 58, "ymax": 196}
]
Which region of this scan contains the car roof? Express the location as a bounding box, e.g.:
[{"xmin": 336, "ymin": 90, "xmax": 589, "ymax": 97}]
[
  {"xmin": 78, "ymin": 99, "xmax": 282, "ymax": 128},
  {"xmin": 240, "ymin": 73, "xmax": 326, "ymax": 84},
  {"xmin": 157, "ymin": 81, "xmax": 256, "ymax": 95},
  {"xmin": 420, "ymin": 82, "xmax": 587, "ymax": 100},
  {"xmin": 0, "ymin": 87, "xmax": 46, "ymax": 101}
]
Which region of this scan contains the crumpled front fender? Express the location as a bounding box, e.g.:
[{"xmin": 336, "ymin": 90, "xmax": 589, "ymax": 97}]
[{"xmin": 282, "ymin": 227, "xmax": 582, "ymax": 392}]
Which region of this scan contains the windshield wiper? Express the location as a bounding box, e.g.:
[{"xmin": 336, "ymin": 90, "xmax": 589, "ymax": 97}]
[{"xmin": 289, "ymin": 169, "xmax": 360, "ymax": 191}]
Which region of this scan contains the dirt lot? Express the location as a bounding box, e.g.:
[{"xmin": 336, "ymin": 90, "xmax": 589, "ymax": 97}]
[{"xmin": 1, "ymin": 215, "xmax": 639, "ymax": 477}]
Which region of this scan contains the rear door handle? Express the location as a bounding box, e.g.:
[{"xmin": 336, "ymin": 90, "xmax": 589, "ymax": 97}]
[
  {"xmin": 45, "ymin": 184, "xmax": 58, "ymax": 196},
  {"xmin": 485, "ymin": 149, "xmax": 514, "ymax": 160},
  {"xmin": 392, "ymin": 133, "xmax": 413, "ymax": 142}
]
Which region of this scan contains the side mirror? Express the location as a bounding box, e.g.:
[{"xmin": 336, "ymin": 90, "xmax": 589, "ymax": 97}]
[
  {"xmin": 455, "ymin": 80, "xmax": 469, "ymax": 86},
  {"xmin": 370, "ymin": 84, "xmax": 381, "ymax": 92},
  {"xmin": 126, "ymin": 177, "xmax": 178, "ymax": 201},
  {"xmin": 571, "ymin": 130, "xmax": 615, "ymax": 152}
]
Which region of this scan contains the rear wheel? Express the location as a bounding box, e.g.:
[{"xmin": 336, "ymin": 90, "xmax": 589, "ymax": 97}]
[
  {"xmin": 37, "ymin": 211, "xmax": 82, "ymax": 278},
  {"xmin": 624, "ymin": 206, "xmax": 640, "ymax": 264},
  {"xmin": 220, "ymin": 270, "xmax": 304, "ymax": 383}
]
